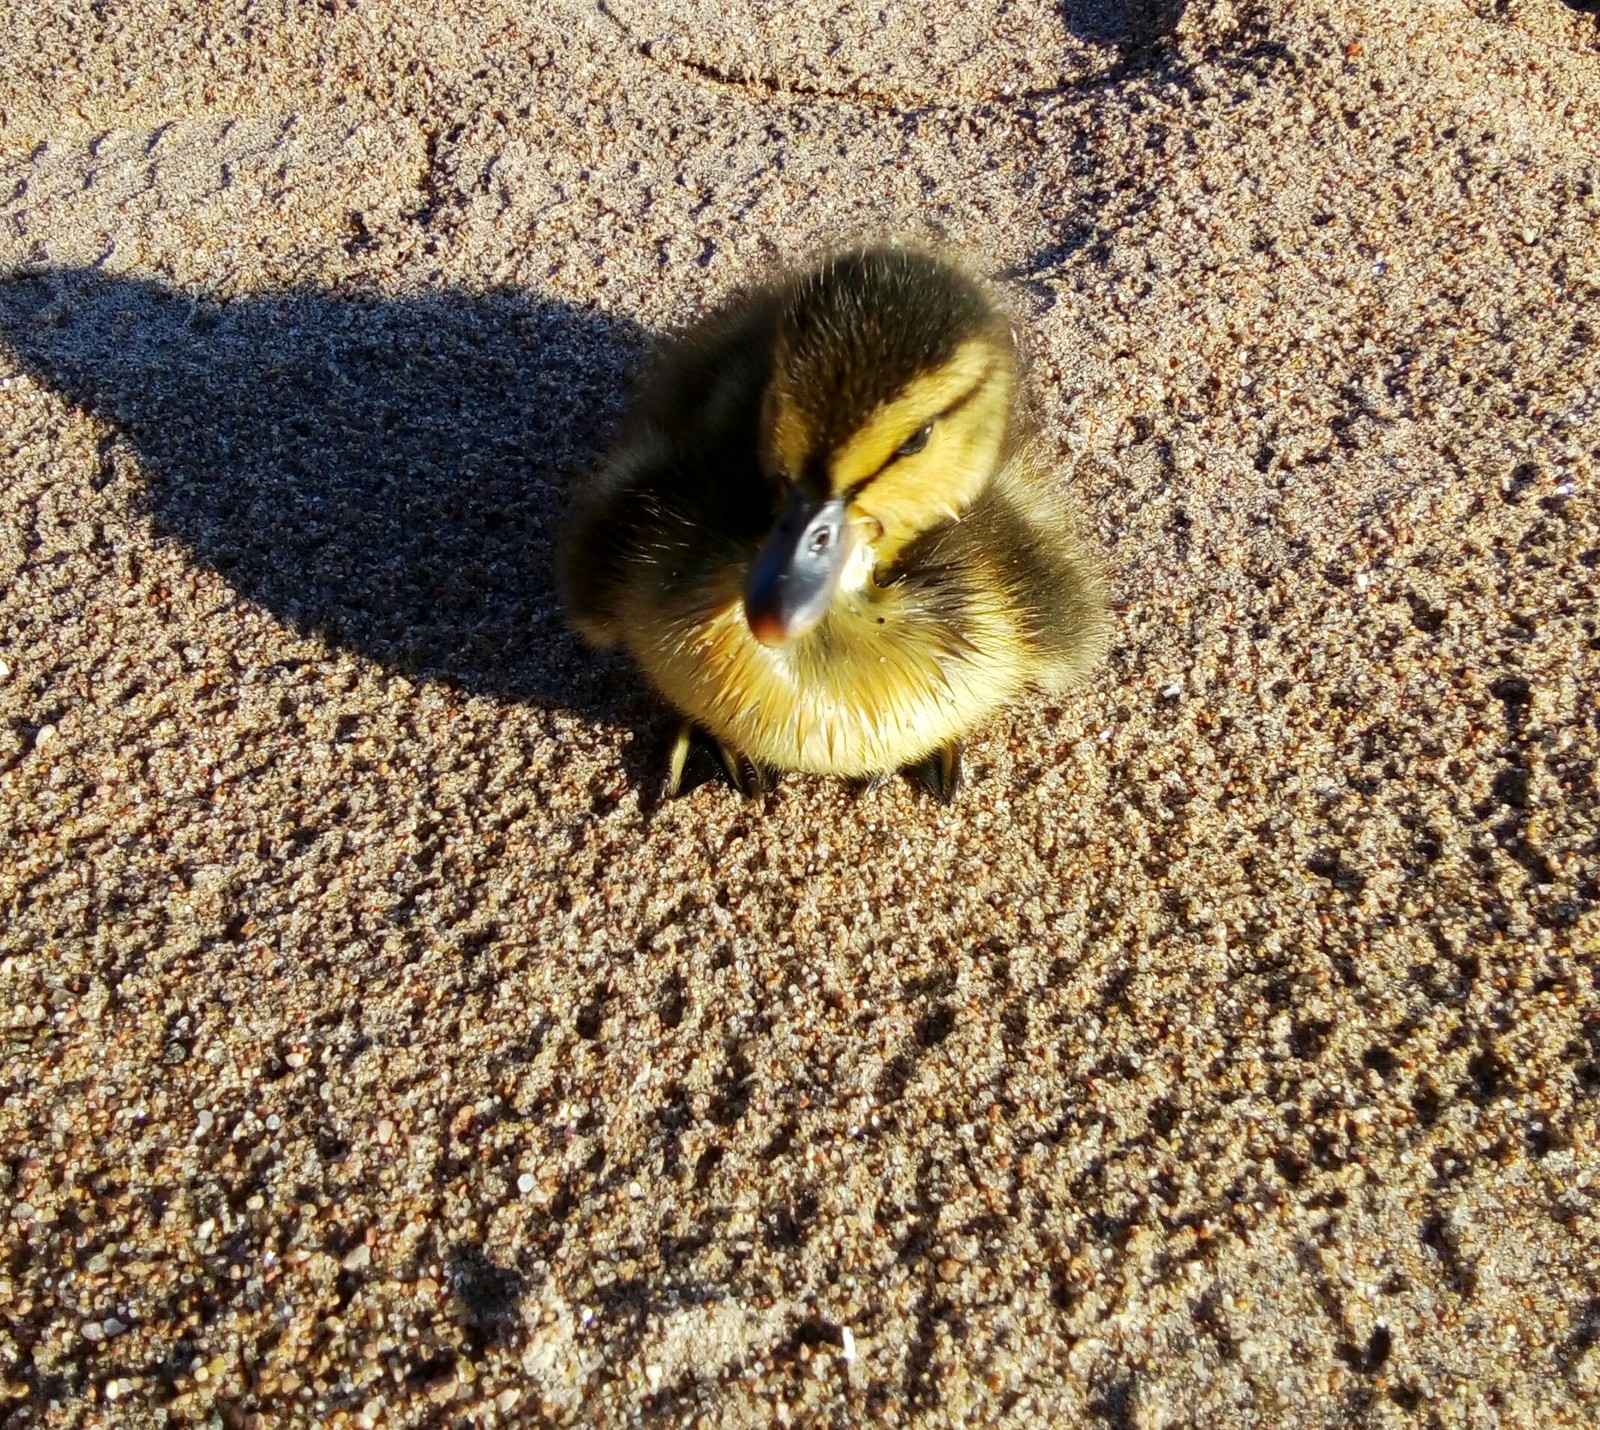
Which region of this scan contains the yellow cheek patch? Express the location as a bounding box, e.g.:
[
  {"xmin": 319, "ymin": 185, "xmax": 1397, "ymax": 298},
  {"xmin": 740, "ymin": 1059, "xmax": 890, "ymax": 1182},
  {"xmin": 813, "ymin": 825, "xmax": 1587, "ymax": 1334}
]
[
  {"xmin": 829, "ymin": 340, "xmax": 1001, "ymax": 491},
  {"xmin": 849, "ymin": 365, "xmax": 1013, "ymax": 562}
]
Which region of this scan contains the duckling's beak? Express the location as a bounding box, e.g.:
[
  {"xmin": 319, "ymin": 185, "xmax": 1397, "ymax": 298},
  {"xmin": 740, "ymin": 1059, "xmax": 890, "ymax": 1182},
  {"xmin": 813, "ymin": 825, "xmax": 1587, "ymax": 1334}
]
[{"xmin": 743, "ymin": 488, "xmax": 852, "ymax": 646}]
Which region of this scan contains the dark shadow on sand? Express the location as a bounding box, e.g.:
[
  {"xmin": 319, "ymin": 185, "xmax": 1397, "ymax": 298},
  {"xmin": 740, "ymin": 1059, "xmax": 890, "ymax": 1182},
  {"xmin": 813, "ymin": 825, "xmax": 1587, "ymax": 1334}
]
[
  {"xmin": 0, "ymin": 268, "xmax": 653, "ymax": 722},
  {"xmin": 1058, "ymin": 0, "xmax": 1188, "ymax": 51}
]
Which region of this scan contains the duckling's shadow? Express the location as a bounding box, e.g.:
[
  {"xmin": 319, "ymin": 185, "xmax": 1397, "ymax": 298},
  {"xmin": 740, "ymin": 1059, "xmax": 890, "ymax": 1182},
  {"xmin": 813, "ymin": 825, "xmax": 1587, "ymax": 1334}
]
[
  {"xmin": 0, "ymin": 267, "xmax": 657, "ymax": 737},
  {"xmin": 1057, "ymin": 0, "xmax": 1188, "ymax": 51}
]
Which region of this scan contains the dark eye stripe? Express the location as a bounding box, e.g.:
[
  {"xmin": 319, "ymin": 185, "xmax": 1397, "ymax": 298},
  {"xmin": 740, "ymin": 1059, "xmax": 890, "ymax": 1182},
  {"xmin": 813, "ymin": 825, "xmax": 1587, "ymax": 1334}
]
[{"xmin": 843, "ymin": 364, "xmax": 996, "ymax": 500}]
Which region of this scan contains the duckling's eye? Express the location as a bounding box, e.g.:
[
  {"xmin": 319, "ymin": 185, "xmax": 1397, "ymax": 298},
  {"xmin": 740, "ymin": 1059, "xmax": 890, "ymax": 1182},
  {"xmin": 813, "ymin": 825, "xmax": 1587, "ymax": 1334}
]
[
  {"xmin": 808, "ymin": 528, "xmax": 833, "ymax": 555},
  {"xmin": 896, "ymin": 423, "xmax": 933, "ymax": 459}
]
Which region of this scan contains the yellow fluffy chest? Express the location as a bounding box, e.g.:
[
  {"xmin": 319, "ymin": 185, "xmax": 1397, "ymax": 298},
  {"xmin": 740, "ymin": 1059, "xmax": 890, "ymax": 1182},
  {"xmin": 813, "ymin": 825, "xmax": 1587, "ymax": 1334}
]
[{"xmin": 623, "ymin": 570, "xmax": 1033, "ymax": 776}]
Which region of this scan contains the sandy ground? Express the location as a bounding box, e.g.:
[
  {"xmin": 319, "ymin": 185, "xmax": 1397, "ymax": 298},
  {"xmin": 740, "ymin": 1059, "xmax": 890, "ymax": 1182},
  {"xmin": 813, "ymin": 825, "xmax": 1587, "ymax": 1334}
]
[{"xmin": 2, "ymin": 1, "xmax": 1598, "ymax": 1426}]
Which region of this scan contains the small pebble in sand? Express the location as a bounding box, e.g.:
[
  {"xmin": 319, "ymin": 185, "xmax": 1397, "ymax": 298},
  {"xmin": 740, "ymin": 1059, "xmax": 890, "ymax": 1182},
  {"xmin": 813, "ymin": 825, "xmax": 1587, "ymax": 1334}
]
[
  {"xmin": 517, "ymin": 1172, "xmax": 535, "ymax": 1195},
  {"xmin": 342, "ymin": 1243, "xmax": 371, "ymax": 1271},
  {"xmin": 840, "ymin": 1328, "xmax": 857, "ymax": 1363},
  {"xmin": 33, "ymin": 724, "xmax": 56, "ymax": 748},
  {"xmin": 424, "ymin": 1366, "xmax": 459, "ymax": 1404},
  {"xmin": 376, "ymin": 1118, "xmax": 394, "ymax": 1145}
]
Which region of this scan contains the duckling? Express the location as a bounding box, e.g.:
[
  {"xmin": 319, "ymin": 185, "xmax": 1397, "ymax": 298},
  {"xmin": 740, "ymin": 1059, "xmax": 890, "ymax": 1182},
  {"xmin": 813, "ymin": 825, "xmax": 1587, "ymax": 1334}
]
[{"xmin": 559, "ymin": 243, "xmax": 1106, "ymax": 801}]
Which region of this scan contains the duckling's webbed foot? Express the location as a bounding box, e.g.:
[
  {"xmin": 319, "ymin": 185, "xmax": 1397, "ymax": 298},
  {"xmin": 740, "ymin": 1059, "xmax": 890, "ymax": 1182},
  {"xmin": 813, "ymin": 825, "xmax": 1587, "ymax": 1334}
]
[
  {"xmin": 851, "ymin": 771, "xmax": 896, "ymax": 797},
  {"xmin": 905, "ymin": 741, "xmax": 963, "ymax": 803},
  {"xmin": 663, "ymin": 722, "xmax": 775, "ymax": 801}
]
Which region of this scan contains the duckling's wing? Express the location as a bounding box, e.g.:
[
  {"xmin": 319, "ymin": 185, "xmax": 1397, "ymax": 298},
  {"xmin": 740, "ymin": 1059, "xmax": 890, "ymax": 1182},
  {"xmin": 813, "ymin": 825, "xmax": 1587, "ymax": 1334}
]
[
  {"xmin": 982, "ymin": 450, "xmax": 1109, "ymax": 687},
  {"xmin": 557, "ymin": 439, "xmax": 662, "ymax": 646},
  {"xmin": 890, "ymin": 449, "xmax": 1105, "ymax": 691},
  {"xmin": 558, "ymin": 292, "xmax": 779, "ymax": 646}
]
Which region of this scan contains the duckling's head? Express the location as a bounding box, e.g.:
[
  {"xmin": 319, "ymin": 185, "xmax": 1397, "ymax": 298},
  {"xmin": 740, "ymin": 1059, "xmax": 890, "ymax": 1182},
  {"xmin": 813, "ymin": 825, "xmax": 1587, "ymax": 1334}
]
[{"xmin": 744, "ymin": 245, "xmax": 1015, "ymax": 647}]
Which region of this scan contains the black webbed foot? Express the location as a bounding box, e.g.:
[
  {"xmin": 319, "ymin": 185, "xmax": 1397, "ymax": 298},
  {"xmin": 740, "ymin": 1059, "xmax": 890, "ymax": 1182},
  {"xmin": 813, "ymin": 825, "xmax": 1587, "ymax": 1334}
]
[
  {"xmin": 663, "ymin": 722, "xmax": 775, "ymax": 801},
  {"xmin": 850, "ymin": 771, "xmax": 896, "ymax": 797},
  {"xmin": 905, "ymin": 741, "xmax": 963, "ymax": 803}
]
